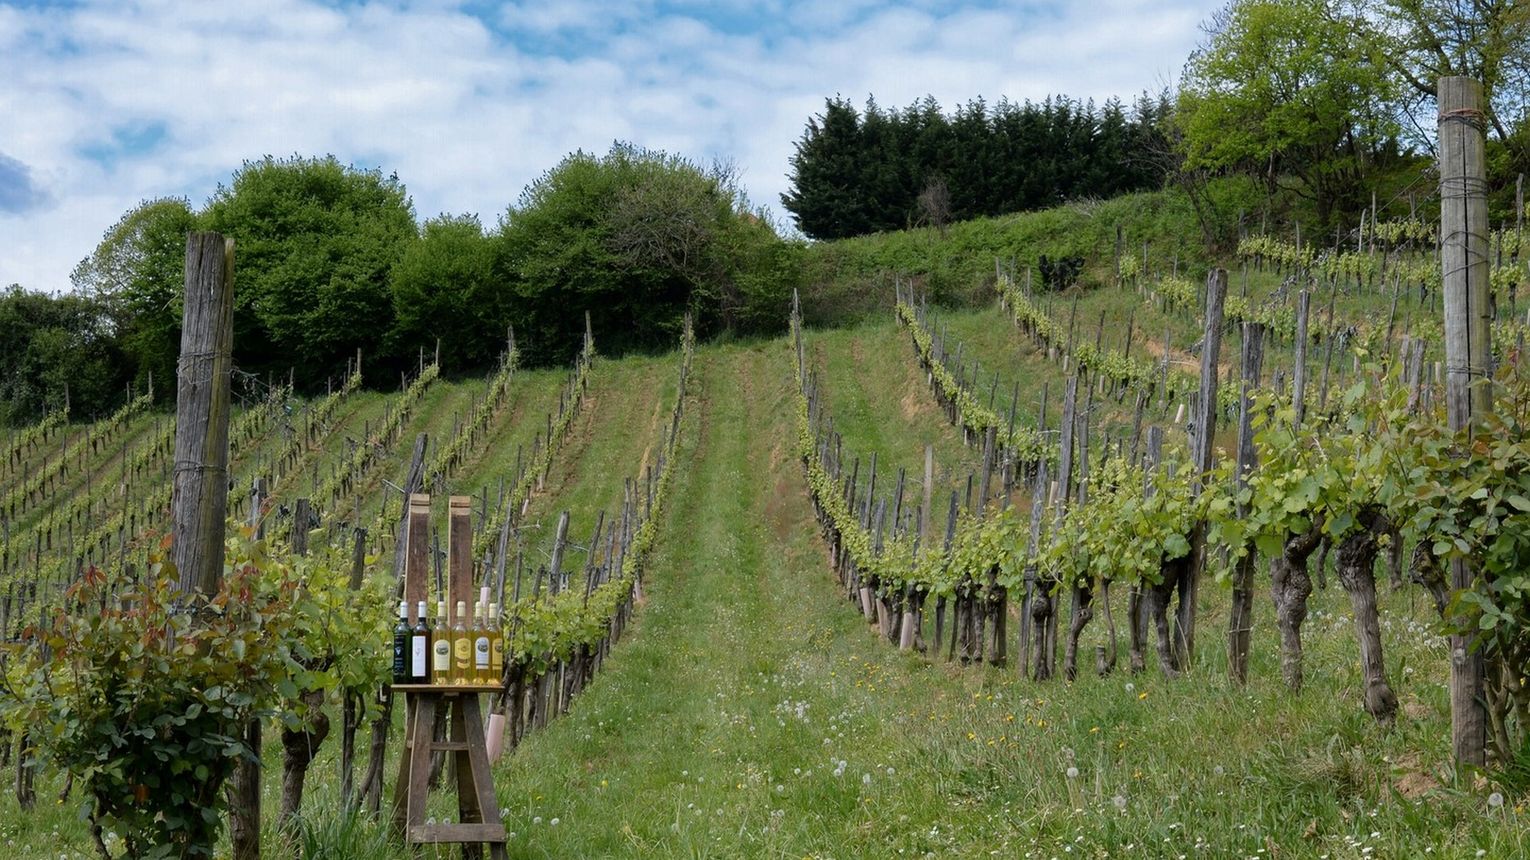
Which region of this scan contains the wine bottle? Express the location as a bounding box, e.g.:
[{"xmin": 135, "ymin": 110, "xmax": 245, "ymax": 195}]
[
  {"xmin": 411, "ymin": 600, "xmax": 430, "ymax": 684},
  {"xmin": 452, "ymin": 601, "xmax": 471, "ymax": 684},
  {"xmin": 489, "ymin": 601, "xmax": 504, "ymax": 684},
  {"xmin": 474, "ymin": 587, "xmax": 492, "ymax": 684},
  {"xmin": 391, "ymin": 600, "xmax": 410, "ymax": 685},
  {"xmin": 431, "ymin": 599, "xmax": 450, "ymax": 684}
]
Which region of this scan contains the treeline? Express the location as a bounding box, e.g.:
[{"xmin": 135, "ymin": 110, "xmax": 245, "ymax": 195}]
[
  {"xmin": 1, "ymin": 147, "xmax": 795, "ymax": 424},
  {"xmin": 781, "ymin": 2, "xmax": 1530, "ymax": 242},
  {"xmin": 781, "ymin": 94, "xmax": 1172, "ymax": 239}
]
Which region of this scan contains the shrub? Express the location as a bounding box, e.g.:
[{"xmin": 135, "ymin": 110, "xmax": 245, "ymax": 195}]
[{"xmin": 0, "ymin": 538, "xmax": 307, "ymax": 858}]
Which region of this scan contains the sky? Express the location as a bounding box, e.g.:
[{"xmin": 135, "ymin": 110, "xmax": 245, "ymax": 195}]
[{"xmin": 0, "ymin": 0, "xmax": 1220, "ymax": 293}]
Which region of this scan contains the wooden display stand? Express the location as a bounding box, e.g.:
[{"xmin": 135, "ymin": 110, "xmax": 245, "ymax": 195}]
[{"xmin": 390, "ymin": 495, "xmax": 508, "ymax": 859}]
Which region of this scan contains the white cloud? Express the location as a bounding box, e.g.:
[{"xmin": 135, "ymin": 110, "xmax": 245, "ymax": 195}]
[{"xmin": 0, "ymin": 0, "xmax": 1218, "ymax": 292}]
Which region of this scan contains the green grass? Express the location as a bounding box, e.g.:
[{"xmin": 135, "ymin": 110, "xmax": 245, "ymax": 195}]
[
  {"xmin": 0, "ymin": 410, "xmax": 166, "ymax": 535},
  {"xmin": 450, "ymin": 366, "xmax": 570, "ymax": 499},
  {"xmin": 273, "ymin": 389, "xmax": 396, "ymax": 505},
  {"xmin": 931, "ymin": 303, "xmax": 1144, "ymax": 443},
  {"xmin": 805, "ymin": 317, "xmax": 984, "ymax": 505},
  {"xmin": 516, "ymin": 353, "xmax": 679, "ymax": 573}
]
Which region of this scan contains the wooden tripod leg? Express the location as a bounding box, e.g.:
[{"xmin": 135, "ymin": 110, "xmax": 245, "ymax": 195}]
[
  {"xmin": 457, "ymin": 695, "xmax": 507, "ymax": 860},
  {"xmin": 405, "ymin": 696, "xmax": 438, "ymax": 837},
  {"xmin": 449, "ymin": 698, "xmax": 483, "ymax": 860},
  {"xmin": 389, "ymin": 695, "xmax": 418, "ymax": 837}
]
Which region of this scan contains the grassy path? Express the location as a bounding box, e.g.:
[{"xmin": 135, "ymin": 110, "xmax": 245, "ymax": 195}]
[
  {"xmin": 516, "ymin": 354, "xmax": 677, "ymax": 568},
  {"xmin": 494, "ymin": 338, "xmax": 976, "ymax": 857},
  {"xmin": 806, "ymin": 320, "xmax": 982, "ymax": 503}
]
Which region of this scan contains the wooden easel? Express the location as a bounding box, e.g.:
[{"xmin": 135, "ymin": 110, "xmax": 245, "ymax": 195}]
[{"xmin": 390, "ymin": 495, "xmax": 508, "ymax": 859}]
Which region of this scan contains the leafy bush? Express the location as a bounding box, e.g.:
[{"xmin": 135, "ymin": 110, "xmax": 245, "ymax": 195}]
[
  {"xmin": 204, "ymin": 155, "xmax": 416, "ymax": 386},
  {"xmin": 388, "ymin": 213, "xmax": 499, "ymax": 371},
  {"xmin": 1394, "ymin": 365, "xmax": 1530, "ymax": 760},
  {"xmin": 493, "ymin": 144, "xmax": 793, "ymax": 365},
  {"xmin": 0, "ymin": 539, "xmax": 308, "ymax": 858}
]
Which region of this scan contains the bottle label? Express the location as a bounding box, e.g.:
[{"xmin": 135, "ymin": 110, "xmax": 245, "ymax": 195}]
[
  {"xmin": 491, "ymin": 638, "xmax": 504, "ymax": 672},
  {"xmin": 454, "ymin": 638, "xmax": 471, "ymax": 667},
  {"xmin": 475, "ymin": 636, "xmax": 490, "ymax": 670},
  {"xmin": 411, "ymin": 636, "xmax": 428, "ymax": 679},
  {"xmin": 393, "ymin": 637, "xmax": 408, "ymax": 681},
  {"xmin": 433, "ymin": 640, "xmax": 451, "ymax": 673}
]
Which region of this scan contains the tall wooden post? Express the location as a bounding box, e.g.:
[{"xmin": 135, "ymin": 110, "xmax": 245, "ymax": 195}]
[
  {"xmin": 171, "ymin": 232, "xmax": 235, "ymax": 597},
  {"xmin": 1439, "ymin": 75, "xmax": 1492, "ymax": 766},
  {"xmin": 1293, "ymin": 290, "xmax": 1310, "ymax": 427},
  {"xmin": 922, "ymin": 444, "xmax": 933, "ymax": 542},
  {"xmin": 1228, "ymin": 323, "xmax": 1264, "ymax": 685},
  {"xmin": 1179, "ymin": 268, "xmax": 1227, "ymax": 667}
]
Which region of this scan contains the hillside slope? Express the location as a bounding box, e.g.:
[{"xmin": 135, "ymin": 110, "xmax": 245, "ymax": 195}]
[{"xmin": 487, "ymin": 333, "xmax": 1525, "ymax": 859}]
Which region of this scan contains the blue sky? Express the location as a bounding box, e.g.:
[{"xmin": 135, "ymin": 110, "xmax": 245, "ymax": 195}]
[{"xmin": 0, "ymin": 0, "xmax": 1219, "ymax": 292}]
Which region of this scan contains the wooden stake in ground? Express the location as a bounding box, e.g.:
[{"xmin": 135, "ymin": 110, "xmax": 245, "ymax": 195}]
[
  {"xmin": 168, "ymin": 232, "xmax": 253, "ymax": 856},
  {"xmin": 1439, "ymin": 75, "xmax": 1492, "ymax": 766},
  {"xmin": 1178, "ymin": 268, "xmax": 1227, "ymax": 668},
  {"xmin": 171, "ymin": 232, "xmax": 235, "ymax": 597},
  {"xmin": 1227, "ymin": 323, "xmax": 1264, "ymax": 686},
  {"xmin": 1293, "ymin": 290, "xmax": 1310, "ymax": 426}
]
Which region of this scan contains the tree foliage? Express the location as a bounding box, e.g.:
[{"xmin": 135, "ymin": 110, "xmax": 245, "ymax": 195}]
[
  {"xmin": 493, "ymin": 144, "xmax": 791, "ymax": 364},
  {"xmin": 70, "ymin": 197, "xmax": 199, "ymax": 398},
  {"xmin": 204, "ymin": 156, "xmax": 416, "ymax": 385},
  {"xmin": 1177, "ymin": 0, "xmax": 1403, "ymax": 223},
  {"xmin": 1357, "ymin": 0, "xmax": 1530, "ymax": 141},
  {"xmin": 389, "ymin": 214, "xmax": 501, "ymax": 370},
  {"xmin": 782, "ymin": 94, "xmax": 1171, "ymax": 240},
  {"xmin": 0, "ymin": 285, "xmax": 131, "ymax": 424}
]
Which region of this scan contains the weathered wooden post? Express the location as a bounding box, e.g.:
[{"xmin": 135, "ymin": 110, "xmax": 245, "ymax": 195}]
[
  {"xmin": 171, "ymin": 232, "xmax": 234, "ymax": 597},
  {"xmin": 169, "ymin": 232, "xmax": 255, "ymax": 858},
  {"xmin": 1179, "ymin": 268, "xmax": 1227, "ymax": 667},
  {"xmin": 1439, "ymin": 75, "xmax": 1492, "ymax": 767},
  {"xmin": 1292, "ymin": 290, "xmax": 1310, "ymax": 427},
  {"xmin": 1228, "ymin": 323, "xmax": 1264, "ymax": 685}
]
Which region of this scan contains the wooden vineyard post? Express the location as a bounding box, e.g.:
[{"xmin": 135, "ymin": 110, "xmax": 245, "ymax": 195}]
[
  {"xmin": 166, "ymin": 231, "xmax": 257, "ymax": 858},
  {"xmin": 1439, "ymin": 75, "xmax": 1492, "ymax": 767},
  {"xmin": 171, "ymin": 232, "xmax": 235, "ymax": 597},
  {"xmin": 357, "ymin": 434, "xmax": 429, "ymax": 815},
  {"xmin": 1179, "ymin": 268, "xmax": 1226, "ymax": 669},
  {"xmin": 1227, "ymin": 323, "xmax": 1264, "ymax": 685},
  {"xmin": 1293, "ymin": 290, "xmax": 1310, "ymax": 427},
  {"xmin": 389, "ymin": 494, "xmax": 507, "ymax": 859},
  {"xmin": 340, "ymin": 525, "xmax": 367, "ymax": 808}
]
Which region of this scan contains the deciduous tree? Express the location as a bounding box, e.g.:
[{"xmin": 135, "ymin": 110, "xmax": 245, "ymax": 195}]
[{"xmin": 1177, "ymin": 0, "xmax": 1401, "ymax": 223}]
